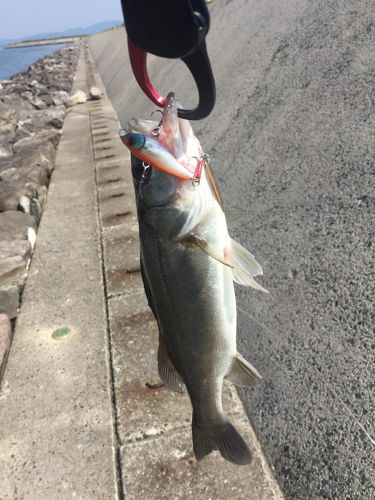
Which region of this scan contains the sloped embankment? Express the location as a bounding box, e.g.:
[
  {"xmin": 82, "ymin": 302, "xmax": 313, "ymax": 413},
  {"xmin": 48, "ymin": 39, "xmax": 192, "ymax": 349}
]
[{"xmin": 89, "ymin": 1, "xmax": 375, "ymax": 497}]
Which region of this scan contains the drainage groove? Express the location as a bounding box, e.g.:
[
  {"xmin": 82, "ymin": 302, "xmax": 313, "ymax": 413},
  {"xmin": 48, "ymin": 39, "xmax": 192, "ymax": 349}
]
[
  {"xmin": 95, "ymin": 154, "xmax": 117, "ymax": 160},
  {"xmin": 85, "ymin": 49, "xmax": 125, "ymax": 499}
]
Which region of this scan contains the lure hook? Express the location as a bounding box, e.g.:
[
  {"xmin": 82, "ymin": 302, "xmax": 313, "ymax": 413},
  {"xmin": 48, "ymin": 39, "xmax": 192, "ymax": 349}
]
[
  {"xmin": 150, "ymin": 109, "xmax": 164, "ymax": 138},
  {"xmin": 190, "ymin": 152, "xmax": 210, "ymax": 186}
]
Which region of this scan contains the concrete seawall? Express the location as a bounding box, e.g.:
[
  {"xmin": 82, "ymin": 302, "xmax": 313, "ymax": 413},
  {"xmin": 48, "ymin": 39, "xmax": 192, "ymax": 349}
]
[
  {"xmin": 0, "ymin": 42, "xmax": 283, "ymax": 499},
  {"xmin": 89, "ymin": 1, "xmax": 375, "ymax": 498}
]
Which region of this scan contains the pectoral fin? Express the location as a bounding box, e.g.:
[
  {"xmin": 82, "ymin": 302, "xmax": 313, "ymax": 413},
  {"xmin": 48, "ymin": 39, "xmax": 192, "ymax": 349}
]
[
  {"xmin": 227, "ymin": 238, "xmax": 269, "ymax": 293},
  {"xmin": 186, "ymin": 233, "xmax": 267, "ymax": 294},
  {"xmin": 158, "ymin": 336, "xmax": 185, "ymax": 394},
  {"xmin": 226, "ymin": 353, "xmax": 263, "ymax": 387},
  {"xmin": 189, "ymin": 234, "xmax": 233, "ymax": 268}
]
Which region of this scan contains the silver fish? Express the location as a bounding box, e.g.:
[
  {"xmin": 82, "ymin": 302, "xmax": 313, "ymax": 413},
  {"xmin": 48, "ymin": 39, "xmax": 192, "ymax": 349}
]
[{"xmin": 127, "ymin": 92, "xmax": 267, "ymax": 465}]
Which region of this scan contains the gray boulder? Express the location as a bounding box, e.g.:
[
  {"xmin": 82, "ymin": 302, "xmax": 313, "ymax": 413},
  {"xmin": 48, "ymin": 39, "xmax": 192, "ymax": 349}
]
[
  {"xmin": 31, "ymin": 107, "xmax": 66, "ymax": 130},
  {"xmin": 0, "ymin": 146, "xmax": 54, "ymax": 176},
  {"xmin": 22, "ymin": 90, "xmax": 33, "ymax": 100},
  {"xmin": 9, "ymin": 132, "xmax": 59, "ymax": 174},
  {"xmin": 0, "ymin": 106, "xmax": 17, "ymax": 126},
  {"xmin": 0, "ymin": 211, "xmax": 37, "ymax": 240},
  {"xmin": 11, "ymin": 107, "xmax": 65, "ymax": 136},
  {"xmin": 89, "ymin": 87, "xmax": 103, "ymax": 100},
  {"xmin": 0, "ymin": 117, "xmax": 14, "ymax": 135},
  {"xmin": 11, "ymin": 122, "xmax": 33, "ymax": 144},
  {"xmin": 31, "ymin": 97, "xmax": 47, "ymax": 110},
  {"xmin": 12, "ymin": 130, "xmax": 60, "ymax": 152},
  {"xmin": 0, "ymin": 144, "xmax": 13, "ymax": 157},
  {"xmin": 67, "ymin": 90, "xmax": 87, "ymax": 106},
  {"xmin": 48, "ymin": 117, "xmax": 63, "ymax": 129},
  {"xmin": 53, "ymin": 90, "xmax": 69, "ymax": 107},
  {"xmin": 0, "ymin": 240, "xmax": 31, "ymax": 260},
  {"xmin": 18, "ymin": 195, "xmax": 31, "ymax": 214},
  {"xmin": 38, "ymin": 94, "xmax": 54, "ymax": 107},
  {"xmin": 30, "ymin": 197, "xmax": 41, "ymax": 220},
  {"xmin": 0, "ymin": 181, "xmax": 36, "ymax": 211},
  {"xmin": 0, "ymin": 165, "xmax": 49, "ymax": 188},
  {"xmin": 0, "ymin": 286, "xmax": 19, "ymax": 319},
  {"xmin": 0, "ymin": 255, "xmax": 27, "ymax": 287},
  {"xmin": 37, "ymin": 186, "xmax": 48, "ymax": 208}
]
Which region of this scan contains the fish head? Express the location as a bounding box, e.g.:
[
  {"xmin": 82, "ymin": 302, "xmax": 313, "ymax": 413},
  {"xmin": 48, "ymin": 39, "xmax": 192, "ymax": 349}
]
[
  {"xmin": 127, "ymin": 92, "xmax": 211, "ymax": 240},
  {"xmin": 133, "ymin": 158, "xmax": 179, "ymax": 209},
  {"xmin": 128, "ymin": 91, "xmax": 202, "ymax": 168}
]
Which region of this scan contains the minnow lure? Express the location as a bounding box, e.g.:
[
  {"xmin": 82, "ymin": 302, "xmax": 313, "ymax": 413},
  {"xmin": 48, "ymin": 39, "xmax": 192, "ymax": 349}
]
[{"xmin": 120, "ymin": 130, "xmax": 194, "ymax": 180}]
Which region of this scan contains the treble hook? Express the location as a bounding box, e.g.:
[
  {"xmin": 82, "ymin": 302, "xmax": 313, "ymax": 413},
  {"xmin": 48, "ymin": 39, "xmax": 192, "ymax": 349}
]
[
  {"xmin": 137, "ymin": 162, "xmax": 150, "ymax": 201},
  {"xmin": 150, "ymin": 109, "xmax": 163, "ymax": 138},
  {"xmin": 190, "ymin": 152, "xmax": 210, "ymax": 187}
]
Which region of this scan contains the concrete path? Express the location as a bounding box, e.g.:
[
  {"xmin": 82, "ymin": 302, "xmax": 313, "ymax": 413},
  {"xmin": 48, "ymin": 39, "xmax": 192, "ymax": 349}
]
[
  {"xmin": 0, "ymin": 46, "xmax": 119, "ymax": 499},
  {"xmin": 0, "ymin": 44, "xmax": 283, "ymax": 499}
]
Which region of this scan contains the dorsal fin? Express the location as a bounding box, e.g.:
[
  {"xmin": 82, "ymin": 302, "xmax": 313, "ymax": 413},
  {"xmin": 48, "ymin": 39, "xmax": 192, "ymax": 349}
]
[{"xmin": 205, "ymin": 161, "xmax": 224, "ymax": 210}]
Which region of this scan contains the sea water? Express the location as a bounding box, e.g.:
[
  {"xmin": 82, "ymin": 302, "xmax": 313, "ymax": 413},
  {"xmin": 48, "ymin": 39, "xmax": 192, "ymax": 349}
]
[{"xmin": 0, "ymin": 43, "xmax": 68, "ymax": 80}]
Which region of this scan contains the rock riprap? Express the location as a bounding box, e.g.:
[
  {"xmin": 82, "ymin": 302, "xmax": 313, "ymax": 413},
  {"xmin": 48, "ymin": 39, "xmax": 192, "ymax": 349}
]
[
  {"xmin": 0, "ymin": 313, "xmax": 11, "ymax": 377},
  {"xmin": 0, "ymin": 43, "xmax": 81, "ymax": 320}
]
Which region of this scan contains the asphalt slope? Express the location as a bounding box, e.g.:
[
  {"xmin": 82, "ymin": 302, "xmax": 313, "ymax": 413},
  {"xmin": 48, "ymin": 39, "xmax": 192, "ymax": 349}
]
[{"xmin": 90, "ymin": 1, "xmax": 375, "ymax": 497}]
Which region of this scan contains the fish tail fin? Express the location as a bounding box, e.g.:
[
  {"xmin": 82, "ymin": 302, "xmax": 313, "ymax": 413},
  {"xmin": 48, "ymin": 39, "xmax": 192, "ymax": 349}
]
[{"xmin": 192, "ymin": 417, "xmax": 252, "ymax": 465}]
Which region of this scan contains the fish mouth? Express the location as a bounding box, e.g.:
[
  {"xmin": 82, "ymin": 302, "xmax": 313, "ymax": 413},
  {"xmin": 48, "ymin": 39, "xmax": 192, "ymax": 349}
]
[
  {"xmin": 162, "ymin": 92, "xmax": 178, "ymax": 124},
  {"xmin": 128, "ymin": 116, "xmax": 159, "ymax": 134},
  {"xmin": 127, "ymin": 92, "xmax": 178, "ymax": 135},
  {"xmin": 126, "ymin": 91, "xmax": 201, "ymax": 175},
  {"xmin": 160, "ymin": 92, "xmax": 181, "ymax": 145}
]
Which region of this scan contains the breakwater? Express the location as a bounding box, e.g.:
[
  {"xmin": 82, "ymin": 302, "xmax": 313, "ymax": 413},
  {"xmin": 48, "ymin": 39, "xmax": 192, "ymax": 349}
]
[
  {"xmin": 0, "ymin": 44, "xmax": 79, "ymax": 323},
  {"xmin": 6, "ymin": 37, "xmax": 80, "ymax": 49},
  {"xmin": 0, "ymin": 43, "xmax": 72, "ymax": 80},
  {"xmin": 0, "ymin": 43, "xmax": 102, "ymax": 325}
]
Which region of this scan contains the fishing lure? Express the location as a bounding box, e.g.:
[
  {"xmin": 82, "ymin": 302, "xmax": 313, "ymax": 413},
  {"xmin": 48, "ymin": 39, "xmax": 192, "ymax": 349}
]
[{"xmin": 120, "ymin": 130, "xmax": 194, "ymax": 180}]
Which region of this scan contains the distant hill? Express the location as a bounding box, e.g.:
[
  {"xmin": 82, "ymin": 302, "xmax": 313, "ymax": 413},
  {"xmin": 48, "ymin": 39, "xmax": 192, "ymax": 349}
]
[{"xmin": 0, "ymin": 20, "xmax": 122, "ymax": 46}]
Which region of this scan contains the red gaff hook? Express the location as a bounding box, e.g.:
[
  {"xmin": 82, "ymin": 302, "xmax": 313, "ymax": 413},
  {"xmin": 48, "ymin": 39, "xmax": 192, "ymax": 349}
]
[
  {"xmin": 127, "ymin": 38, "xmax": 166, "ymax": 108},
  {"xmin": 127, "ymin": 37, "xmax": 215, "ymax": 121}
]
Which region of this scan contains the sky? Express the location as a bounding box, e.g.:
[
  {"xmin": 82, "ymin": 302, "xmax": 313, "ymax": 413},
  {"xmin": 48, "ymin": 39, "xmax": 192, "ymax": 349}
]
[{"xmin": 0, "ymin": 0, "xmax": 124, "ymax": 39}]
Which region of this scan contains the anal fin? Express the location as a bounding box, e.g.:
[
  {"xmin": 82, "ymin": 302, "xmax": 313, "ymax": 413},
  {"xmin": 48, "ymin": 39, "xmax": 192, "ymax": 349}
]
[
  {"xmin": 158, "ymin": 336, "xmax": 185, "ymax": 394},
  {"xmin": 226, "ymin": 353, "xmax": 263, "ymax": 387}
]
